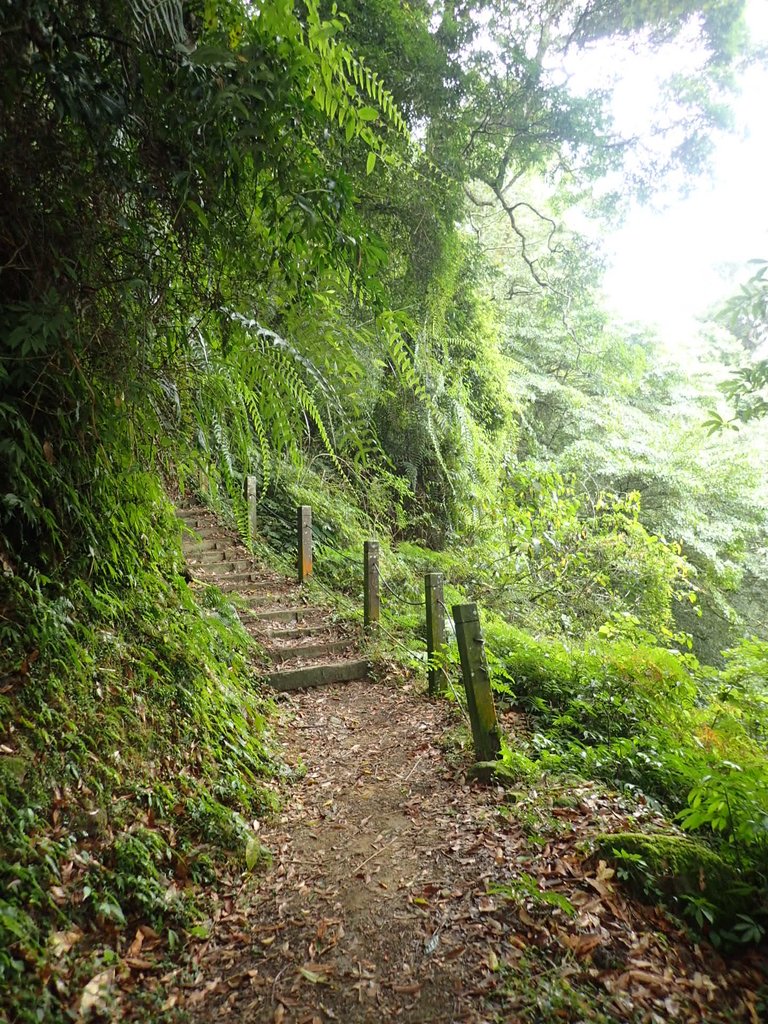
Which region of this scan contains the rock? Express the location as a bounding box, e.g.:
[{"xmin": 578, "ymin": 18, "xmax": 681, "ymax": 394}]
[{"xmin": 594, "ymin": 831, "xmax": 752, "ymax": 919}]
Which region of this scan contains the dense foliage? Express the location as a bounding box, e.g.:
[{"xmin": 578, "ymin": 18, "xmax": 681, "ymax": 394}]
[{"xmin": 1, "ymin": 0, "xmax": 767, "ymax": 1018}]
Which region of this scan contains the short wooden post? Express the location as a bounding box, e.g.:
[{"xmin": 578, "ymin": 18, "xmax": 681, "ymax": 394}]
[
  {"xmin": 453, "ymin": 603, "xmax": 501, "ymax": 762},
  {"xmin": 297, "ymin": 506, "xmax": 312, "ymax": 583},
  {"xmin": 245, "ymin": 475, "xmax": 258, "ymax": 541},
  {"xmin": 425, "ymin": 572, "xmax": 446, "ymax": 695},
  {"xmin": 364, "ymin": 541, "xmax": 380, "ymax": 630}
]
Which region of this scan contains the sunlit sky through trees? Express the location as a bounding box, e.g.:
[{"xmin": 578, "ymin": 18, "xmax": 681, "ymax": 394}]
[{"xmin": 578, "ymin": 0, "xmax": 768, "ymax": 355}]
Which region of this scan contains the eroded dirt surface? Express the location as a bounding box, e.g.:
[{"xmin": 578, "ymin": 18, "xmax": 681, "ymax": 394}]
[{"xmin": 182, "ymin": 677, "xmax": 765, "ymax": 1024}]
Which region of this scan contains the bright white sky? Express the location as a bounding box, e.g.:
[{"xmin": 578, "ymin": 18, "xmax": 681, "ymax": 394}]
[{"xmin": 575, "ymin": 1, "xmax": 768, "ymax": 353}]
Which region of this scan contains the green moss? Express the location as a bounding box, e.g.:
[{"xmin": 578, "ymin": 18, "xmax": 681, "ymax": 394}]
[
  {"xmin": 596, "ymin": 831, "xmax": 752, "ymax": 917},
  {"xmin": 469, "ymin": 750, "xmax": 539, "ymax": 785}
]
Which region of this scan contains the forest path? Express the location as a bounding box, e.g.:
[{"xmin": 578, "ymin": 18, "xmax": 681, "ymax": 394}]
[
  {"xmin": 175, "ymin": 505, "xmax": 763, "ymax": 1024},
  {"xmin": 180, "ymin": 676, "xmax": 763, "ymax": 1024},
  {"xmin": 186, "ymin": 677, "xmax": 518, "ymax": 1024}
]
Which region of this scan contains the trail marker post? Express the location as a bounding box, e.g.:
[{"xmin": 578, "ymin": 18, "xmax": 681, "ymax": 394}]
[
  {"xmin": 364, "ymin": 541, "xmax": 380, "ymax": 631},
  {"xmin": 298, "ymin": 506, "xmax": 313, "ymax": 583},
  {"xmin": 425, "ymin": 572, "xmax": 446, "ymax": 695},
  {"xmin": 246, "ymin": 475, "xmax": 258, "ymax": 542},
  {"xmin": 453, "ymin": 603, "xmax": 501, "ymax": 762}
]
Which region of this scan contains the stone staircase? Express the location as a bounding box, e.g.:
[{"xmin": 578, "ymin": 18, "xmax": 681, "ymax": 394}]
[{"xmin": 177, "ymin": 503, "xmax": 370, "ymax": 692}]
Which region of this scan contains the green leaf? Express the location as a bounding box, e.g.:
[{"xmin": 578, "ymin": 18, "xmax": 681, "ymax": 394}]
[
  {"xmin": 358, "ymin": 106, "xmax": 378, "ymax": 121},
  {"xmin": 366, "ymin": 151, "xmax": 377, "ymax": 175},
  {"xmin": 245, "ymin": 835, "xmax": 262, "ymax": 871},
  {"xmin": 298, "ymin": 966, "xmax": 329, "ymax": 984},
  {"xmin": 96, "ymin": 899, "xmax": 126, "ymax": 926}
]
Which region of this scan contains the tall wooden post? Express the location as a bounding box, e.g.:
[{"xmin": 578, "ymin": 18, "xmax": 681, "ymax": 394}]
[
  {"xmin": 425, "ymin": 572, "xmax": 446, "ymax": 695},
  {"xmin": 453, "ymin": 603, "xmax": 501, "ymax": 762},
  {"xmin": 298, "ymin": 506, "xmax": 313, "ymax": 583},
  {"xmin": 364, "ymin": 541, "xmax": 380, "ymax": 631},
  {"xmin": 245, "ymin": 475, "xmax": 258, "ymax": 542}
]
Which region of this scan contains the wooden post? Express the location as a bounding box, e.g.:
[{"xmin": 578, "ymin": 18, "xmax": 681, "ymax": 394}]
[
  {"xmin": 453, "ymin": 603, "xmax": 501, "ymax": 762},
  {"xmin": 425, "ymin": 572, "xmax": 446, "ymax": 695},
  {"xmin": 297, "ymin": 506, "xmax": 312, "ymax": 583},
  {"xmin": 245, "ymin": 475, "xmax": 258, "ymax": 542},
  {"xmin": 364, "ymin": 541, "xmax": 380, "ymax": 630}
]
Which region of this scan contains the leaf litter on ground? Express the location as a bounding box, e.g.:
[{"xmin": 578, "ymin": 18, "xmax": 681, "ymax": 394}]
[{"xmin": 176, "ymin": 673, "xmax": 766, "ymax": 1024}]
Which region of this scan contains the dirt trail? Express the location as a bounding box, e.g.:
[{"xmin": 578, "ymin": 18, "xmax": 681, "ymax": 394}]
[
  {"xmin": 176, "ymin": 506, "xmax": 764, "ymax": 1023},
  {"xmin": 182, "ymin": 677, "xmax": 764, "ymax": 1024},
  {"xmin": 187, "ymin": 679, "xmax": 503, "ymax": 1023}
]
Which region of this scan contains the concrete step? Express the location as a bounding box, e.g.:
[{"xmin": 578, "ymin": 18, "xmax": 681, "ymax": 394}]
[
  {"xmin": 175, "ymin": 506, "xmax": 367, "ymax": 693},
  {"xmin": 208, "ymin": 571, "xmax": 261, "ymax": 587},
  {"xmin": 176, "ymin": 506, "xmax": 215, "ymax": 520},
  {"xmin": 185, "ymin": 536, "xmax": 230, "ymax": 552},
  {"xmin": 186, "ymin": 548, "xmax": 246, "ymax": 565},
  {"xmin": 190, "ymin": 559, "xmax": 253, "ymax": 575},
  {"xmin": 182, "ymin": 539, "xmax": 233, "ymax": 555},
  {"xmin": 248, "ymin": 607, "xmax": 318, "ymax": 624},
  {"xmin": 271, "ymin": 638, "xmax": 352, "ymax": 664},
  {"xmin": 268, "ymin": 624, "xmax": 336, "ymax": 641},
  {"xmin": 267, "ymin": 659, "xmax": 370, "ymax": 692},
  {"xmin": 176, "ymin": 509, "xmax": 205, "ymax": 524},
  {"xmin": 182, "ymin": 526, "xmax": 233, "ymax": 542},
  {"xmin": 240, "ymin": 593, "xmax": 302, "ymax": 609},
  {"xmin": 182, "ymin": 519, "xmax": 221, "ymax": 532}
]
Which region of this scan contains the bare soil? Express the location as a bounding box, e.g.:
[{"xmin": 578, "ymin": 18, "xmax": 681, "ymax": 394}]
[{"xmin": 181, "ymin": 673, "xmax": 765, "ymax": 1024}]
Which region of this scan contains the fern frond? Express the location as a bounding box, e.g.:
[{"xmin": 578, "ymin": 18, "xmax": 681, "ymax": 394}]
[
  {"xmin": 130, "ymin": 0, "xmax": 188, "ymax": 47},
  {"xmin": 238, "ymin": 381, "xmax": 271, "ymax": 498}
]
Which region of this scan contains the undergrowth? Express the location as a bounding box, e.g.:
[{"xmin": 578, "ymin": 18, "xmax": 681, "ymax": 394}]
[
  {"xmin": 257, "ymin": 460, "xmax": 768, "ymax": 948},
  {"xmin": 0, "ymin": 481, "xmax": 276, "ymax": 1022}
]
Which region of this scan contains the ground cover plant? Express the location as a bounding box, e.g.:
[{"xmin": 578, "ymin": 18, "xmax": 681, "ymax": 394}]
[
  {"xmin": 2, "ymin": 0, "xmax": 768, "ymax": 1020},
  {"xmin": 0, "ymin": 479, "xmax": 278, "ymax": 1021},
  {"xmin": 259, "ymin": 459, "xmax": 768, "ymax": 949}
]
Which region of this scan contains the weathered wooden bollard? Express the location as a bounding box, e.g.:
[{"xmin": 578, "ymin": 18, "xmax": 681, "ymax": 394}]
[
  {"xmin": 364, "ymin": 540, "xmax": 380, "ymax": 630},
  {"xmin": 297, "ymin": 505, "xmax": 313, "ymax": 583},
  {"xmin": 453, "ymin": 603, "xmax": 501, "ymax": 762},
  {"xmin": 245, "ymin": 475, "xmax": 258, "ymax": 542},
  {"xmin": 425, "ymin": 572, "xmax": 446, "ymax": 695}
]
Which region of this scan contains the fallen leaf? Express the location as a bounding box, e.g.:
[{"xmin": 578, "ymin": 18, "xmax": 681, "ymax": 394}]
[
  {"xmin": 124, "ymin": 957, "xmax": 156, "ymax": 970},
  {"xmin": 585, "ymin": 860, "xmax": 616, "ymax": 897},
  {"xmin": 298, "ymin": 966, "xmax": 328, "ymax": 985},
  {"xmin": 48, "ymin": 928, "xmax": 83, "ymax": 958},
  {"xmin": 49, "ymin": 885, "xmax": 68, "ymax": 906},
  {"xmin": 518, "ymin": 906, "xmax": 536, "ymax": 927},
  {"xmin": 79, "ymin": 968, "xmax": 115, "ymax": 1018},
  {"xmin": 617, "ymin": 968, "xmax": 667, "ymax": 990},
  {"xmin": 127, "ymin": 930, "xmax": 144, "ymax": 958},
  {"xmin": 559, "ymin": 932, "xmax": 604, "ymax": 957},
  {"xmin": 445, "ymin": 945, "xmax": 466, "ymax": 960},
  {"xmin": 245, "ymin": 836, "xmax": 262, "ymax": 871}
]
